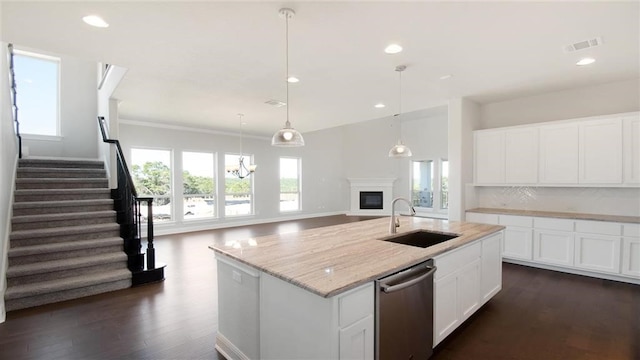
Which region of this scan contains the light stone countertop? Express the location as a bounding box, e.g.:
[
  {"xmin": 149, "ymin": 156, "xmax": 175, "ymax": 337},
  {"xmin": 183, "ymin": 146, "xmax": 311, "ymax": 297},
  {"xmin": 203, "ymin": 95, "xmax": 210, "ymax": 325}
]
[
  {"xmin": 208, "ymin": 217, "xmax": 504, "ymax": 298},
  {"xmin": 467, "ymin": 208, "xmax": 640, "ymax": 224}
]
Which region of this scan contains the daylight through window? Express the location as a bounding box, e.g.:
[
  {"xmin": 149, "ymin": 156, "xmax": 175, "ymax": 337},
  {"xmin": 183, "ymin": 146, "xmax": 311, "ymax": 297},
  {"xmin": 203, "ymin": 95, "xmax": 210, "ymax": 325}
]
[
  {"xmin": 183, "ymin": 151, "xmax": 216, "ymax": 220},
  {"xmin": 131, "ymin": 148, "xmax": 173, "ymax": 222},
  {"xmin": 224, "ymin": 154, "xmax": 254, "ymax": 216},
  {"xmin": 280, "ymin": 157, "xmax": 301, "ymax": 212}
]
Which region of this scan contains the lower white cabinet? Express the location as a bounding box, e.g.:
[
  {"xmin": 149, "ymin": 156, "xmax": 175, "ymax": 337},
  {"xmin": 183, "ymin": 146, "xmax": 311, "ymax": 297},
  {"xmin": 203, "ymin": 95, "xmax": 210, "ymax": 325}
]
[
  {"xmin": 434, "ymin": 232, "xmax": 502, "ymax": 347},
  {"xmin": 622, "ymin": 238, "xmax": 640, "ymax": 277},
  {"xmin": 339, "ymin": 315, "xmax": 374, "ymax": 360},
  {"xmin": 503, "ymin": 227, "xmax": 533, "ymax": 260},
  {"xmin": 574, "ymin": 233, "xmax": 621, "ymax": 274},
  {"xmin": 533, "ymin": 229, "xmax": 575, "ymax": 267}
]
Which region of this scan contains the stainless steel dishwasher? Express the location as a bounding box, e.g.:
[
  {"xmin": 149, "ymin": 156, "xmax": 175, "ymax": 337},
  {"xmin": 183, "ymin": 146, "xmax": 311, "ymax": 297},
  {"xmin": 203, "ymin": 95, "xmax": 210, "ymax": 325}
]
[{"xmin": 375, "ymin": 259, "xmax": 437, "ymax": 360}]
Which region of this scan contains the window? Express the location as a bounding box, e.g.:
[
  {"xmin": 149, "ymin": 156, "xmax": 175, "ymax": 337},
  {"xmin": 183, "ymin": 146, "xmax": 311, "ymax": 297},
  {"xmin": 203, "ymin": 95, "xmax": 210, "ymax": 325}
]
[
  {"xmin": 280, "ymin": 157, "xmax": 301, "ymax": 212},
  {"xmin": 224, "ymin": 154, "xmax": 254, "ymax": 216},
  {"xmin": 183, "ymin": 151, "xmax": 216, "ymax": 220},
  {"xmin": 411, "ymin": 158, "xmax": 448, "ymax": 213},
  {"xmin": 13, "ymin": 50, "xmax": 60, "ymax": 136},
  {"xmin": 131, "ymin": 148, "xmax": 173, "ymax": 222}
]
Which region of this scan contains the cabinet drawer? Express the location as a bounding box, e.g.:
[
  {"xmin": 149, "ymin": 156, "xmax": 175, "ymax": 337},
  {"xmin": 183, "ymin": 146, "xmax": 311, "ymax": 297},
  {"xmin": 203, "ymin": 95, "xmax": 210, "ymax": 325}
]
[
  {"xmin": 575, "ymin": 220, "xmax": 622, "ymax": 236},
  {"xmin": 499, "ymin": 215, "xmax": 533, "ymax": 227},
  {"xmin": 434, "ymin": 241, "xmax": 481, "ymax": 280},
  {"xmin": 623, "ymin": 224, "xmax": 640, "ymax": 237},
  {"xmin": 339, "ymin": 283, "xmax": 374, "ymax": 328},
  {"xmin": 534, "ymin": 217, "xmax": 574, "ymax": 232}
]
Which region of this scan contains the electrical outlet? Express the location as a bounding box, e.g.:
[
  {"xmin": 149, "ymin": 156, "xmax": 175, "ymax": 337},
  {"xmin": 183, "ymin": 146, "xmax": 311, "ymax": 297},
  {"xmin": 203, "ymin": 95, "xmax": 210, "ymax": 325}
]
[{"xmin": 232, "ymin": 270, "xmax": 242, "ymax": 283}]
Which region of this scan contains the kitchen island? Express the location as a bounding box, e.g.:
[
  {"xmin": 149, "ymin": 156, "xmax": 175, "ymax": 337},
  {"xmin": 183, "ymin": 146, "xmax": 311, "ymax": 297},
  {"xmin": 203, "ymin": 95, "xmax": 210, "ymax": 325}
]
[{"xmin": 209, "ymin": 217, "xmax": 504, "ymax": 360}]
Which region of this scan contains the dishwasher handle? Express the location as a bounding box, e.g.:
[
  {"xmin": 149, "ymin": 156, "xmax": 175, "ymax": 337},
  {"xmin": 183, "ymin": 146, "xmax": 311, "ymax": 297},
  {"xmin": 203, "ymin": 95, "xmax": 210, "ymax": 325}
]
[{"xmin": 380, "ymin": 265, "xmax": 437, "ymax": 293}]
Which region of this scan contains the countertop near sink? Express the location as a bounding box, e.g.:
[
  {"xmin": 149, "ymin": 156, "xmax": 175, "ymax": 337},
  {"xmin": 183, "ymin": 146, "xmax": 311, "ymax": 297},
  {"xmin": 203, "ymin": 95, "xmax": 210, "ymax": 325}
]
[
  {"xmin": 467, "ymin": 208, "xmax": 640, "ymax": 224},
  {"xmin": 208, "ymin": 217, "xmax": 503, "ymax": 298}
]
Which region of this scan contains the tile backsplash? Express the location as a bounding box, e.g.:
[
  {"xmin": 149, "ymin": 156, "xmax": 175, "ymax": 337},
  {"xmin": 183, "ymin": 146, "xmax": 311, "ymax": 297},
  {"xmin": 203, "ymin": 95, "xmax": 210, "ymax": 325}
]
[{"xmin": 474, "ymin": 187, "xmax": 640, "ymax": 216}]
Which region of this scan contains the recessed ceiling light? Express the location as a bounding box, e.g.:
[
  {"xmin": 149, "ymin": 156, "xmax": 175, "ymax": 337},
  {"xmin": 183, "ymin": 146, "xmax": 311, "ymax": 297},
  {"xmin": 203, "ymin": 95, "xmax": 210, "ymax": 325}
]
[
  {"xmin": 82, "ymin": 15, "xmax": 109, "ymax": 28},
  {"xmin": 374, "ymin": 103, "xmax": 386, "ymax": 108},
  {"xmin": 576, "ymin": 57, "xmax": 596, "ymax": 66},
  {"xmin": 287, "ymin": 76, "xmax": 300, "ymax": 83},
  {"xmin": 439, "ymin": 74, "xmax": 453, "ymax": 80},
  {"xmin": 384, "ymin": 44, "xmax": 403, "ymax": 54}
]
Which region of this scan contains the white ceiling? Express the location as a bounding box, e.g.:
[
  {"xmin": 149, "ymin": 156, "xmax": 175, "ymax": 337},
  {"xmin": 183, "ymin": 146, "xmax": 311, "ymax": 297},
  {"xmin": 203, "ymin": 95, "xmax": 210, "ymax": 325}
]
[{"xmin": 2, "ymin": 1, "xmax": 639, "ymax": 137}]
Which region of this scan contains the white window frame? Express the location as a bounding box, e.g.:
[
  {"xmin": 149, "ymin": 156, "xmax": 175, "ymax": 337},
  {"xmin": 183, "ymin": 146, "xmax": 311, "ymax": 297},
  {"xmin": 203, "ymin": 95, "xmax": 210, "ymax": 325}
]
[
  {"xmin": 279, "ymin": 157, "xmax": 302, "ymax": 212},
  {"xmin": 13, "ymin": 49, "xmax": 61, "ymax": 138}
]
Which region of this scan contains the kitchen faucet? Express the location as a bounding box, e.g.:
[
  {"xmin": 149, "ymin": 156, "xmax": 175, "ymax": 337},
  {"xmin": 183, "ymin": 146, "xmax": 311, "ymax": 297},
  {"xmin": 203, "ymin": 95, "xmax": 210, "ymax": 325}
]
[{"xmin": 389, "ymin": 197, "xmax": 416, "ymax": 234}]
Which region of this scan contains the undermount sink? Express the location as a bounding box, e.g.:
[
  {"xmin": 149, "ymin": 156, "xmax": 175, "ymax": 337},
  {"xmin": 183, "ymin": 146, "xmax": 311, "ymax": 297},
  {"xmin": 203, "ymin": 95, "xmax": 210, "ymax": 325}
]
[{"xmin": 379, "ymin": 230, "xmax": 459, "ymax": 248}]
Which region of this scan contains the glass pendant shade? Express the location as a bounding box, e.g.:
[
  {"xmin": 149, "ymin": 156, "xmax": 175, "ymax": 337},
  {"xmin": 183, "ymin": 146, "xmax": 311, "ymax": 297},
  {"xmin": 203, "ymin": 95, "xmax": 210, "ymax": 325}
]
[
  {"xmin": 388, "ymin": 140, "xmax": 412, "ymax": 157},
  {"xmin": 271, "ymin": 120, "xmax": 305, "ymax": 146}
]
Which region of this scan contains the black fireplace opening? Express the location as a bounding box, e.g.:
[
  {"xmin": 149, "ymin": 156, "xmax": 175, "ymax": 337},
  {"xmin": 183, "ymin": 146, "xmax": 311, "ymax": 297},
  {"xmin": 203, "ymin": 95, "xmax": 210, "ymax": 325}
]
[{"xmin": 360, "ymin": 191, "xmax": 383, "ymax": 210}]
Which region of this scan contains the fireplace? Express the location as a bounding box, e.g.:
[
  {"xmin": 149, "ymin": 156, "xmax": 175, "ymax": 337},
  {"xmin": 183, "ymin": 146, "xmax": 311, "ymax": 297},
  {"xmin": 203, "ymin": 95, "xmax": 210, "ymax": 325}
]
[
  {"xmin": 360, "ymin": 191, "xmax": 383, "ymax": 210},
  {"xmin": 347, "ymin": 178, "xmax": 396, "ymax": 216}
]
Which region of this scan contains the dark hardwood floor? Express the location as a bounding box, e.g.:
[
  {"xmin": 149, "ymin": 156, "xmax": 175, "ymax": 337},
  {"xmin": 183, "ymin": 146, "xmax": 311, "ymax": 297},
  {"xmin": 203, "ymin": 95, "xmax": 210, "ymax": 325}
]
[{"xmin": 1, "ymin": 215, "xmax": 638, "ymax": 360}]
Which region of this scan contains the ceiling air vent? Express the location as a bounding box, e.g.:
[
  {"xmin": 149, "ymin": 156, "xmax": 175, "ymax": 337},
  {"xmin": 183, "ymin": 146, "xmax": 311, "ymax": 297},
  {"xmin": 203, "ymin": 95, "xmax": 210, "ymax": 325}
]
[
  {"xmin": 563, "ymin": 37, "xmax": 603, "ymax": 53},
  {"xmin": 265, "ymin": 99, "xmax": 286, "ymax": 107}
]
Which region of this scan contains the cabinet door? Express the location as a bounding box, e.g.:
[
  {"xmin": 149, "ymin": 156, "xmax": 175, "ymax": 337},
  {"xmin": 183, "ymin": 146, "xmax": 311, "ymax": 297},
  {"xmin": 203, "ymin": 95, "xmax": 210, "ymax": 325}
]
[
  {"xmin": 339, "ymin": 315, "xmax": 374, "ymax": 360},
  {"xmin": 533, "ymin": 230, "xmax": 574, "ymax": 266},
  {"xmin": 433, "ymin": 273, "xmax": 459, "ymax": 346},
  {"xmin": 505, "ymin": 127, "xmax": 538, "ymax": 184},
  {"xmin": 539, "ymin": 123, "xmax": 579, "ymax": 184},
  {"xmin": 458, "ymin": 258, "xmax": 481, "ymax": 322},
  {"xmin": 623, "ymin": 115, "xmax": 640, "ymax": 184},
  {"xmin": 503, "ymin": 226, "xmax": 533, "ymax": 260},
  {"xmin": 621, "ymin": 237, "xmax": 640, "ymax": 278},
  {"xmin": 579, "ymin": 118, "xmax": 623, "ymax": 184},
  {"xmin": 574, "ymin": 233, "xmax": 621, "ymax": 274},
  {"xmin": 481, "ymin": 233, "xmax": 503, "ymax": 304},
  {"xmin": 474, "ymin": 130, "xmax": 505, "ymax": 184}
]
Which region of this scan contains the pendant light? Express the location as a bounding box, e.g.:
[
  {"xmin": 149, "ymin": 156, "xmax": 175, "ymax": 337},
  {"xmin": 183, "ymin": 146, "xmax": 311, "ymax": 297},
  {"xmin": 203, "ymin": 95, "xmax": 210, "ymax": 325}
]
[
  {"xmin": 388, "ymin": 65, "xmax": 412, "ymax": 157},
  {"xmin": 271, "ymin": 8, "xmax": 305, "ymax": 147},
  {"xmin": 226, "ymin": 113, "xmax": 257, "ymax": 179}
]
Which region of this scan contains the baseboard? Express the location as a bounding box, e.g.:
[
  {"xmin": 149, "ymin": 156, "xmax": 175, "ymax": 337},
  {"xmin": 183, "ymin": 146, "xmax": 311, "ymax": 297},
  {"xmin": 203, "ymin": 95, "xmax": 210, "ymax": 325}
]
[
  {"xmin": 503, "ymin": 258, "xmax": 640, "ymax": 285},
  {"xmin": 215, "ymin": 332, "xmax": 251, "ymax": 360}
]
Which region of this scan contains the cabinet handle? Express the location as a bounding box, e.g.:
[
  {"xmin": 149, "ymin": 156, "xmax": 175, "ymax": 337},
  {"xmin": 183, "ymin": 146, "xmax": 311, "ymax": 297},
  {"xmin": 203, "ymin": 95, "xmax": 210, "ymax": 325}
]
[{"xmin": 380, "ymin": 265, "xmax": 437, "ymax": 293}]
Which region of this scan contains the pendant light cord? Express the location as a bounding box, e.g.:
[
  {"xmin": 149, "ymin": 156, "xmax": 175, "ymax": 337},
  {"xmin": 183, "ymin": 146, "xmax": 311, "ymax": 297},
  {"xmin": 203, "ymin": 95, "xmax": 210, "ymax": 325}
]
[
  {"xmin": 285, "ymin": 13, "xmax": 290, "ymax": 127},
  {"xmin": 238, "ymin": 113, "xmax": 244, "ymax": 158}
]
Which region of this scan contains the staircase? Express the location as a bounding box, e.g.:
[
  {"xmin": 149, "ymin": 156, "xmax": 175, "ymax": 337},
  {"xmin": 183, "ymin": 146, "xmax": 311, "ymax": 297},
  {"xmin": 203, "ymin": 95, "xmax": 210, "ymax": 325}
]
[{"xmin": 5, "ymin": 158, "xmax": 131, "ymax": 312}]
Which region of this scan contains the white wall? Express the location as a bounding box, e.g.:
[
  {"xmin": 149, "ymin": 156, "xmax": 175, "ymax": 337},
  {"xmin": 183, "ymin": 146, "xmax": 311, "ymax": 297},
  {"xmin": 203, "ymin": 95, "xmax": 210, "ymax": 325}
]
[
  {"xmin": 474, "ymin": 79, "xmax": 640, "ymax": 217},
  {"xmin": 19, "ymin": 50, "xmax": 98, "ymax": 158}
]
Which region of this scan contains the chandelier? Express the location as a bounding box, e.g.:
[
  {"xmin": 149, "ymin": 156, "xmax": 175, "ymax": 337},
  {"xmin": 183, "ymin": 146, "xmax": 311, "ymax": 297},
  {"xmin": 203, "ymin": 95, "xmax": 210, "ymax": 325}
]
[{"xmin": 226, "ymin": 113, "xmax": 256, "ymax": 179}]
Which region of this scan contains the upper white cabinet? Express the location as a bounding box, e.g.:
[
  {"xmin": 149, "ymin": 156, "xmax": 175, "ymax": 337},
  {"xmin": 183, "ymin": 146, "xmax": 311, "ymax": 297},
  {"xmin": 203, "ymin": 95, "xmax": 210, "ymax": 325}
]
[
  {"xmin": 474, "ymin": 130, "xmax": 505, "ymax": 184},
  {"xmin": 579, "ymin": 118, "xmax": 623, "ymax": 184},
  {"xmin": 473, "ymin": 111, "xmax": 638, "ymax": 187},
  {"xmin": 623, "ymin": 114, "xmax": 640, "ymax": 184},
  {"xmin": 539, "ymin": 122, "xmax": 580, "ymax": 184},
  {"xmin": 505, "ymin": 127, "xmax": 538, "ymax": 184}
]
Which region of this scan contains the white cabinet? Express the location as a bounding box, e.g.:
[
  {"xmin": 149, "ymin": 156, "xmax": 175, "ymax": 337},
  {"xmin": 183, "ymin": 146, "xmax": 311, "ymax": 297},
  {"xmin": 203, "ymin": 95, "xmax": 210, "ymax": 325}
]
[
  {"xmin": 339, "ymin": 315, "xmax": 374, "ymax": 360},
  {"xmin": 539, "ymin": 122, "xmax": 579, "ymax": 184},
  {"xmin": 533, "ymin": 218, "xmax": 575, "ymax": 267},
  {"xmin": 505, "ymin": 127, "xmax": 538, "ymax": 184},
  {"xmin": 480, "ymin": 232, "xmax": 502, "ymax": 304},
  {"xmin": 574, "ymin": 233, "xmax": 621, "ymax": 274},
  {"xmin": 622, "ymin": 224, "xmax": 640, "ymax": 278},
  {"xmin": 499, "ymin": 215, "xmax": 533, "ymax": 261},
  {"xmin": 433, "ymin": 241, "xmax": 482, "ymax": 346},
  {"xmin": 579, "ymin": 118, "xmax": 623, "ymax": 184},
  {"xmin": 623, "ymin": 115, "xmax": 640, "ymax": 184},
  {"xmin": 474, "ymin": 130, "xmax": 505, "ymax": 184}
]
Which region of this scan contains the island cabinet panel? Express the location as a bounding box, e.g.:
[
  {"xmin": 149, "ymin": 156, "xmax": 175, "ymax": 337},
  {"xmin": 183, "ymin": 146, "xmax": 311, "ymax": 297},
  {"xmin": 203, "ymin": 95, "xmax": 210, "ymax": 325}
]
[
  {"xmin": 481, "ymin": 232, "xmax": 503, "ymax": 304},
  {"xmin": 215, "ymin": 256, "xmax": 261, "ymax": 360},
  {"xmin": 259, "ymin": 273, "xmax": 374, "ymax": 360}
]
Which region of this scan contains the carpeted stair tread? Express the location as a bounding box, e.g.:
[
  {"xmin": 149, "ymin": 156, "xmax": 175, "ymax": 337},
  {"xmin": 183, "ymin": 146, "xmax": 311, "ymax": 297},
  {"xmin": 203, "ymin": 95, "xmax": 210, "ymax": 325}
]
[
  {"xmin": 16, "ymin": 178, "xmax": 108, "ymax": 189},
  {"xmin": 10, "ymin": 223, "xmax": 120, "ymax": 240},
  {"xmin": 13, "ymin": 198, "xmax": 114, "ymax": 209},
  {"xmin": 9, "ymin": 237, "xmax": 123, "ymax": 257},
  {"xmin": 7, "ymin": 252, "xmax": 127, "ymax": 278},
  {"xmin": 18, "ymin": 158, "xmax": 105, "ymax": 169},
  {"xmin": 17, "ymin": 167, "xmax": 107, "ymax": 178},
  {"xmin": 12, "ymin": 210, "xmax": 116, "ymax": 224},
  {"xmin": 5, "ymin": 268, "xmax": 131, "ymax": 300}
]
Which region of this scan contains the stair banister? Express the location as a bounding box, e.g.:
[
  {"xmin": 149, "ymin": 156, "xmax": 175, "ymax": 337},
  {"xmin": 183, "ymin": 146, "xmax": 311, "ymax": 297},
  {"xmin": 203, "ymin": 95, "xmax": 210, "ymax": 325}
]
[{"xmin": 7, "ymin": 44, "xmax": 22, "ymax": 158}]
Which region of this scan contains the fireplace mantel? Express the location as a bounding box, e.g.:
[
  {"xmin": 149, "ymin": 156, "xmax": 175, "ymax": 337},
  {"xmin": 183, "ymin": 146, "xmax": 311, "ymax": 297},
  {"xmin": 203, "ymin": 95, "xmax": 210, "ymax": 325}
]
[{"xmin": 347, "ymin": 178, "xmax": 396, "ymax": 216}]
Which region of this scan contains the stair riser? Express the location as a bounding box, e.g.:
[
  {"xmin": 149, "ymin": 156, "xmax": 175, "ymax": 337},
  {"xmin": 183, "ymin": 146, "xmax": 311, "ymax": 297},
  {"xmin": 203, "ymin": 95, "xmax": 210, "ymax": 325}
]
[
  {"xmin": 11, "ymin": 229, "xmax": 121, "ymax": 247},
  {"xmin": 16, "ymin": 180, "xmax": 108, "ymax": 190},
  {"xmin": 15, "ymin": 192, "xmax": 112, "ymax": 202},
  {"xmin": 8, "ymin": 260, "xmax": 128, "ymax": 287},
  {"xmin": 19, "ymin": 160, "xmax": 104, "ymax": 169},
  {"xmin": 5, "ymin": 278, "xmax": 131, "ymax": 312},
  {"xmin": 13, "ymin": 203, "xmax": 114, "ymax": 216},
  {"xmin": 12, "ymin": 214, "xmax": 117, "ymax": 231},
  {"xmin": 9, "ymin": 244, "xmax": 124, "ymax": 266},
  {"xmin": 17, "ymin": 170, "xmax": 107, "ymax": 179}
]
